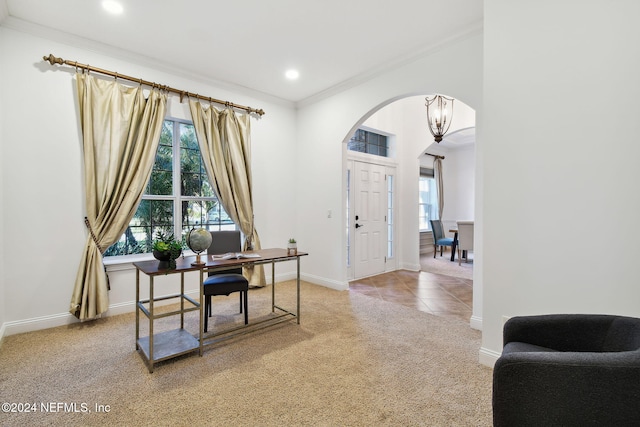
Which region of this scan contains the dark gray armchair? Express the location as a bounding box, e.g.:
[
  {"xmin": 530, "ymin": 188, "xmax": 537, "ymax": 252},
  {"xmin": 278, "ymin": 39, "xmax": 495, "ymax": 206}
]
[{"xmin": 492, "ymin": 314, "xmax": 640, "ymax": 426}]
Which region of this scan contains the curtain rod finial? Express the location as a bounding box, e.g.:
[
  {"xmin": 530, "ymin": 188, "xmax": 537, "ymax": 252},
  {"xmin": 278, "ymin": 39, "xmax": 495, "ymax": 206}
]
[{"xmin": 43, "ymin": 54, "xmax": 64, "ymax": 66}]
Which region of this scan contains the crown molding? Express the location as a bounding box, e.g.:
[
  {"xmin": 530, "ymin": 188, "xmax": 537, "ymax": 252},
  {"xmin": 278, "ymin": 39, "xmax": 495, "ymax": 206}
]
[
  {"xmin": 2, "ymin": 12, "xmax": 482, "ymax": 112},
  {"xmin": 1, "ymin": 15, "xmax": 295, "ymax": 110},
  {"xmin": 296, "ymin": 20, "xmax": 484, "ymax": 109}
]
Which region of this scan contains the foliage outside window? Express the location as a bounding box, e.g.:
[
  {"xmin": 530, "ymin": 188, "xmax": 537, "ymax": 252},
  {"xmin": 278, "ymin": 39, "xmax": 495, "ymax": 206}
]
[
  {"xmin": 419, "ymin": 169, "xmax": 438, "ymax": 231},
  {"xmin": 104, "ymin": 119, "xmax": 233, "ymax": 256},
  {"xmin": 347, "ymin": 129, "xmax": 388, "ymax": 157}
]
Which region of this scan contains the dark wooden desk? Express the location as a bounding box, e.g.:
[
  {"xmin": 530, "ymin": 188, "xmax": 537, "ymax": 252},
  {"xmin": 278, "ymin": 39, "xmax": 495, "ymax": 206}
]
[{"xmin": 134, "ymin": 248, "xmax": 308, "ymax": 372}]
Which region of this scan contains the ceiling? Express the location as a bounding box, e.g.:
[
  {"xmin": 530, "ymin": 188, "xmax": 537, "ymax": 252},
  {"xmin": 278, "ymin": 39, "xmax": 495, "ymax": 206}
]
[{"xmin": 1, "ymin": 0, "xmax": 483, "ymax": 104}]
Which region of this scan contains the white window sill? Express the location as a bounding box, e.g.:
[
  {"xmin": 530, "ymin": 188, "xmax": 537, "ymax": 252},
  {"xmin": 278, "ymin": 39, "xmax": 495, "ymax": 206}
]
[{"xmin": 103, "ymin": 250, "xmax": 197, "ymax": 272}]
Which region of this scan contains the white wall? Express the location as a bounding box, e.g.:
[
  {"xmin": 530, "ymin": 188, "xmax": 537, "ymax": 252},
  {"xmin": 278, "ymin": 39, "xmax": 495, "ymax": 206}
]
[
  {"xmin": 441, "ymin": 145, "xmax": 475, "ymax": 227},
  {"xmin": 0, "ymin": 27, "xmax": 298, "ymax": 334},
  {"xmin": 0, "ymin": 25, "xmax": 5, "ymax": 339},
  {"xmin": 481, "ymin": 0, "xmax": 640, "ymax": 364}
]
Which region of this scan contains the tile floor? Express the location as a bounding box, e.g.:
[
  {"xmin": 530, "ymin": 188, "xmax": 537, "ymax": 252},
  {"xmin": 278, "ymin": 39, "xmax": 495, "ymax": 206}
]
[{"xmin": 349, "ymin": 268, "xmax": 473, "ymax": 323}]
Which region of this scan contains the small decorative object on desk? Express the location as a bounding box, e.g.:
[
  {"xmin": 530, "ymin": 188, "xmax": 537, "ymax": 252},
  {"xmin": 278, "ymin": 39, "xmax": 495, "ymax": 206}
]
[
  {"xmin": 213, "ymin": 252, "xmax": 260, "ymax": 260},
  {"xmin": 186, "ymin": 228, "xmax": 212, "ymax": 266},
  {"xmin": 287, "ymin": 238, "xmax": 297, "ymax": 255},
  {"xmin": 152, "ymin": 231, "xmax": 182, "ymax": 263}
]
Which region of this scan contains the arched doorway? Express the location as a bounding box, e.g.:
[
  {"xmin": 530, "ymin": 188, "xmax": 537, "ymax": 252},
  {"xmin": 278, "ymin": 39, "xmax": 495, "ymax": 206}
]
[{"xmin": 342, "ymin": 94, "xmax": 478, "ymax": 326}]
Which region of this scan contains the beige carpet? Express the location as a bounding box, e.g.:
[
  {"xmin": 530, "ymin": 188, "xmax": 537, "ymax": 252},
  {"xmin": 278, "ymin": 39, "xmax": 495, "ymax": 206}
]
[{"xmin": 0, "ymin": 281, "xmax": 492, "ymax": 426}]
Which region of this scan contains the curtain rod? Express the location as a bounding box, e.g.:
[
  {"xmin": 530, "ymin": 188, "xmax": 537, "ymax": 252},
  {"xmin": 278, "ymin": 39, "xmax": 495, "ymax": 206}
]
[
  {"xmin": 42, "ymin": 54, "xmax": 265, "ymax": 116},
  {"xmin": 425, "ymin": 153, "xmax": 445, "ymax": 160}
]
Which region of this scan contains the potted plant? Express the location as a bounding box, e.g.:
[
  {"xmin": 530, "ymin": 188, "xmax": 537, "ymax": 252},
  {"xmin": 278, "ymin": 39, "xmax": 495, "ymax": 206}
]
[
  {"xmin": 152, "ymin": 230, "xmax": 183, "ymax": 262},
  {"xmin": 287, "ymin": 238, "xmax": 297, "ymax": 255}
]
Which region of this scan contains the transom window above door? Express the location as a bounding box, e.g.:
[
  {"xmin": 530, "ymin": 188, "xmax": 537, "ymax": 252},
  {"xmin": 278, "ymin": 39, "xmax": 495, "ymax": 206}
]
[{"xmin": 347, "ymin": 129, "xmax": 389, "ymax": 158}]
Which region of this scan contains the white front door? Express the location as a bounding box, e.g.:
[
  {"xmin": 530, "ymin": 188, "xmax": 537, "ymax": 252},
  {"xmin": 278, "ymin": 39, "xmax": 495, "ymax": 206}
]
[{"xmin": 353, "ymin": 161, "xmax": 387, "ymax": 278}]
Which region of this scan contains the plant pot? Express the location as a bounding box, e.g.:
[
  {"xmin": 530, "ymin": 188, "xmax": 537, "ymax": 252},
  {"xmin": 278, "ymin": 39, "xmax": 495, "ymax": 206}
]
[
  {"xmin": 153, "ymin": 249, "xmax": 181, "ymax": 262},
  {"xmin": 153, "ymin": 250, "xmax": 171, "ymax": 261},
  {"xmin": 287, "ymin": 243, "xmax": 297, "ymax": 255}
]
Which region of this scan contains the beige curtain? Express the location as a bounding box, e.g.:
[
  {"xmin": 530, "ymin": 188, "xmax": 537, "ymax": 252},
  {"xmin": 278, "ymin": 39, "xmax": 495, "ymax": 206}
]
[
  {"xmin": 71, "ymin": 73, "xmax": 167, "ymax": 320},
  {"xmin": 189, "ymin": 100, "xmax": 265, "ymax": 287},
  {"xmin": 434, "ymin": 157, "xmax": 444, "ymax": 219}
]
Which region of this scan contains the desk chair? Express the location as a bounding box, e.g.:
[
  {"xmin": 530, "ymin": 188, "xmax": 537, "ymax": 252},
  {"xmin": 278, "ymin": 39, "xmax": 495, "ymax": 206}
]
[
  {"xmin": 203, "ymin": 230, "xmax": 248, "ymax": 332},
  {"xmin": 456, "ymin": 221, "xmax": 474, "ymax": 265},
  {"xmin": 430, "ymin": 220, "xmax": 454, "ymax": 258}
]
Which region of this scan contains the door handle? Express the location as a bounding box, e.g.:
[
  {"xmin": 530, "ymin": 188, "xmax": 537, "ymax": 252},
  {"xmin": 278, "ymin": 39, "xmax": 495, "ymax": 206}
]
[{"xmin": 355, "ymin": 223, "xmax": 363, "ymax": 229}]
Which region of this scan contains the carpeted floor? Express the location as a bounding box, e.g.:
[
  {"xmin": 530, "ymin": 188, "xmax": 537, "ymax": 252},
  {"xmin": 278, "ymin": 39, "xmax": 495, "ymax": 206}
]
[
  {"xmin": 420, "ymin": 251, "xmax": 473, "ymax": 281},
  {"xmin": 0, "ymin": 280, "xmax": 492, "ymax": 426}
]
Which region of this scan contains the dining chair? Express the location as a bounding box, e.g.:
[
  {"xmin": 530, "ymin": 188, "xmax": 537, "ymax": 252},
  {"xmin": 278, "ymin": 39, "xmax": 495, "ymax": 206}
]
[
  {"xmin": 203, "ymin": 230, "xmax": 249, "ymax": 332},
  {"xmin": 456, "ymin": 221, "xmax": 474, "ymax": 265},
  {"xmin": 430, "ymin": 219, "xmax": 454, "ymax": 258}
]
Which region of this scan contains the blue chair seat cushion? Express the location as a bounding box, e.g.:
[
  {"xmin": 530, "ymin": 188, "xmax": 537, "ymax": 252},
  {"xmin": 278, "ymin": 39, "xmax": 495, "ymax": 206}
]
[
  {"xmin": 436, "ymin": 237, "xmax": 454, "ymax": 246},
  {"xmin": 203, "ymin": 273, "xmax": 248, "ymax": 296}
]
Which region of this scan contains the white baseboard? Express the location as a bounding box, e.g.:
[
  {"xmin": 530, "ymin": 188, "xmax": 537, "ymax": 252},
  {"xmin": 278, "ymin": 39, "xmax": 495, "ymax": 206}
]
[
  {"xmin": 2, "ymin": 310, "xmax": 80, "ymax": 337},
  {"xmin": 0, "ymin": 322, "xmax": 6, "ymax": 349},
  {"xmin": 470, "ymin": 315, "xmax": 483, "ymax": 331},
  {"xmin": 0, "ymin": 288, "xmax": 202, "ymax": 337},
  {"xmin": 479, "ymin": 346, "xmax": 501, "ymax": 368},
  {"xmin": 268, "ymin": 271, "xmax": 347, "ymax": 290},
  {"xmin": 400, "ymin": 262, "xmax": 421, "ymax": 272},
  {"xmin": 0, "ymin": 274, "xmax": 349, "ymax": 337},
  {"xmin": 301, "ymin": 273, "xmax": 348, "ymax": 291}
]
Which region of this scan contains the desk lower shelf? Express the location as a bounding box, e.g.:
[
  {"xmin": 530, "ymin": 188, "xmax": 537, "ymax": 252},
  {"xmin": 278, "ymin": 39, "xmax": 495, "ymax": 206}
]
[{"xmin": 137, "ymin": 329, "xmax": 199, "ymax": 364}]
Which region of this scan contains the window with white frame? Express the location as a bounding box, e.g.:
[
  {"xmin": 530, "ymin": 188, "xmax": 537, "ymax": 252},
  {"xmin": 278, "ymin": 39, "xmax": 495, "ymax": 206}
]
[
  {"xmin": 387, "ymin": 174, "xmax": 394, "ymax": 258},
  {"xmin": 347, "ymin": 129, "xmax": 389, "ymax": 157},
  {"xmin": 419, "ymin": 168, "xmax": 438, "ymax": 231},
  {"xmin": 104, "ymin": 118, "xmax": 233, "ymax": 256}
]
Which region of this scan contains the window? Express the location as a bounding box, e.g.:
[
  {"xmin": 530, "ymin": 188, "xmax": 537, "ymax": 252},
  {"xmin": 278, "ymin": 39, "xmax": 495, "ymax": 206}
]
[
  {"xmin": 104, "ymin": 118, "xmax": 233, "ymax": 256},
  {"xmin": 347, "ymin": 129, "xmax": 388, "ymax": 157},
  {"xmin": 346, "ymin": 168, "xmax": 351, "ymax": 267},
  {"xmin": 419, "ymin": 168, "xmax": 438, "ymax": 231},
  {"xmin": 387, "ymin": 174, "xmax": 394, "ymax": 258}
]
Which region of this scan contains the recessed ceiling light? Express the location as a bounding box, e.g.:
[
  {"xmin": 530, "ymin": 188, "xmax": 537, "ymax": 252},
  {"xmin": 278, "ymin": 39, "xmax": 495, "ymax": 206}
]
[
  {"xmin": 285, "ymin": 69, "xmax": 300, "ymax": 80},
  {"xmin": 102, "ymin": 0, "xmax": 124, "ymax": 14}
]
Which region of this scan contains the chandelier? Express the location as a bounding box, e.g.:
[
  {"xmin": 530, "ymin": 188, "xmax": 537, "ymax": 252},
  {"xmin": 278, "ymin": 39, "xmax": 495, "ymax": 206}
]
[{"xmin": 425, "ymin": 95, "xmax": 454, "ymax": 143}]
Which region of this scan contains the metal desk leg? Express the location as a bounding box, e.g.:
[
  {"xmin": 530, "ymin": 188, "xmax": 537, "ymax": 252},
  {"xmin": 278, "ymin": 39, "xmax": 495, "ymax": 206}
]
[
  {"xmin": 296, "ymin": 256, "xmax": 301, "ymax": 324},
  {"xmin": 149, "ymin": 276, "xmax": 154, "ymax": 373},
  {"xmin": 135, "ymin": 269, "xmax": 140, "ymax": 349},
  {"xmin": 271, "ymin": 261, "xmax": 276, "ymax": 312},
  {"xmin": 180, "ymin": 272, "xmax": 185, "ymax": 329},
  {"xmin": 199, "ymin": 268, "xmax": 204, "ymax": 356}
]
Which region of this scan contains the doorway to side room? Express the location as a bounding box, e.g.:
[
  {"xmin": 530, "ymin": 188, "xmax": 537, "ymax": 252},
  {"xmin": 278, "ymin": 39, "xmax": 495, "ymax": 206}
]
[{"xmin": 419, "ymin": 124, "xmax": 476, "ymax": 279}]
